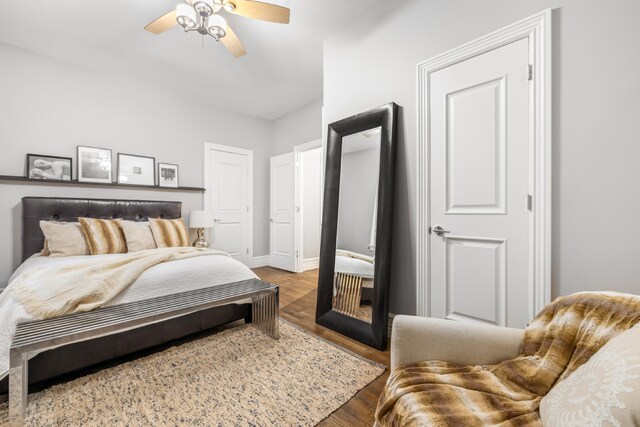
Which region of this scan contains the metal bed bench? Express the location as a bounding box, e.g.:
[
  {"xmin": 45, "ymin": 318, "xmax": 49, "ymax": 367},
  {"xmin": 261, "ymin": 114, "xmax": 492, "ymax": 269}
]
[{"xmin": 8, "ymin": 278, "xmax": 279, "ymax": 426}]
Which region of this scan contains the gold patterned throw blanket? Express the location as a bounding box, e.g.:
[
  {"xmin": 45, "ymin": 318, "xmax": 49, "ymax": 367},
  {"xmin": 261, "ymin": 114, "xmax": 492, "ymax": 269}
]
[
  {"xmin": 375, "ymin": 292, "xmax": 640, "ymax": 426},
  {"xmin": 9, "ymin": 247, "xmax": 227, "ymax": 319}
]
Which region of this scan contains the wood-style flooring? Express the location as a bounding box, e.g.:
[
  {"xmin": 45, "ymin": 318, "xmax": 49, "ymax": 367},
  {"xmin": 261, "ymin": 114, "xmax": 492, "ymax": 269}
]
[{"xmin": 252, "ymin": 266, "xmax": 390, "ymax": 427}]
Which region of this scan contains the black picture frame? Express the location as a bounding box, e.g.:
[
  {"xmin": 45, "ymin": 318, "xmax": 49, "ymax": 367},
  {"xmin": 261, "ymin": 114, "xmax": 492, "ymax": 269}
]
[
  {"xmin": 116, "ymin": 153, "xmax": 156, "ymax": 186},
  {"xmin": 25, "ymin": 154, "xmax": 73, "ymax": 181},
  {"xmin": 77, "ymin": 145, "xmax": 113, "ymax": 183},
  {"xmin": 315, "ymin": 102, "xmax": 398, "ymax": 350},
  {"xmin": 158, "ymin": 162, "xmax": 179, "ymax": 188}
]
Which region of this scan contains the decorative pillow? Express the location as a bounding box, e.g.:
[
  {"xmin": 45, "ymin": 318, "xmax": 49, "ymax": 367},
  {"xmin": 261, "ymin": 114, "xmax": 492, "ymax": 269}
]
[
  {"xmin": 39, "ymin": 221, "xmax": 90, "ymax": 258},
  {"xmin": 78, "ymin": 217, "xmax": 127, "ymax": 255},
  {"xmin": 116, "ymin": 220, "xmax": 157, "ymax": 252},
  {"xmin": 149, "ymin": 218, "xmax": 190, "ymax": 247},
  {"xmin": 40, "ymin": 239, "xmax": 51, "ymax": 256},
  {"xmin": 540, "ymin": 324, "xmax": 640, "ymax": 427}
]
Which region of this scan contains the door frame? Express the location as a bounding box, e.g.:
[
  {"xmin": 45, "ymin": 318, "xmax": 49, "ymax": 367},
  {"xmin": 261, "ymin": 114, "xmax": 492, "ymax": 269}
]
[
  {"xmin": 416, "ymin": 9, "xmax": 552, "ymax": 319},
  {"xmin": 294, "ymin": 139, "xmax": 323, "ymax": 272},
  {"xmin": 203, "ymin": 142, "xmax": 254, "ymax": 265}
]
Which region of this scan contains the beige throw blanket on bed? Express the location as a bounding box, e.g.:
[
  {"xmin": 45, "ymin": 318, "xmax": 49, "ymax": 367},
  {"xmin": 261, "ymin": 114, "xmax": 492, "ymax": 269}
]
[
  {"xmin": 375, "ymin": 292, "xmax": 640, "ymax": 426},
  {"xmin": 10, "ymin": 247, "xmax": 227, "ymax": 319}
]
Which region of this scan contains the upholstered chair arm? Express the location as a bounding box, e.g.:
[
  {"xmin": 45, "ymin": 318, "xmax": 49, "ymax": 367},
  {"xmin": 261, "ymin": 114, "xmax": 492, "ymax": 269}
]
[{"xmin": 390, "ymin": 315, "xmax": 525, "ymax": 370}]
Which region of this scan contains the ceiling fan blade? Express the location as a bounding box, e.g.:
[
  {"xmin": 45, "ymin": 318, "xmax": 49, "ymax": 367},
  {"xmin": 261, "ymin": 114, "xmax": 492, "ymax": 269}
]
[
  {"xmin": 227, "ymin": 0, "xmax": 290, "ymax": 24},
  {"xmin": 144, "ymin": 10, "xmax": 177, "ymax": 34},
  {"xmin": 222, "ymin": 24, "xmax": 247, "ymax": 57}
]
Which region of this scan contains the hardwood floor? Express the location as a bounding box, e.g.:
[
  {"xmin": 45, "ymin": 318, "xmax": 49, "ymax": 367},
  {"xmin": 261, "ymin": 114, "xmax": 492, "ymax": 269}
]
[{"xmin": 252, "ymin": 266, "xmax": 390, "ymax": 427}]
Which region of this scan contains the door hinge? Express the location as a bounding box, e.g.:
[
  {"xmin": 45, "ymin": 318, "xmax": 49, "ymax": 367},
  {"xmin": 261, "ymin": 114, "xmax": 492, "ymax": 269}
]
[
  {"xmin": 295, "ymin": 206, "xmax": 300, "ymax": 213},
  {"xmin": 246, "ymin": 206, "xmax": 249, "ymax": 212},
  {"xmin": 295, "ymin": 250, "xmax": 299, "ymax": 258},
  {"xmin": 528, "ymin": 64, "xmax": 533, "ymax": 81},
  {"xmin": 527, "ymin": 194, "xmax": 533, "ymax": 211},
  {"xmin": 246, "ymin": 248, "xmax": 249, "ymax": 254}
]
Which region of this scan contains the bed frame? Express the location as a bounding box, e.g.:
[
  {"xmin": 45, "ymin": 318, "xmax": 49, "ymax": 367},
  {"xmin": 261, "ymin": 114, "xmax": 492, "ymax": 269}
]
[{"xmin": 0, "ymin": 197, "xmax": 252, "ymax": 396}]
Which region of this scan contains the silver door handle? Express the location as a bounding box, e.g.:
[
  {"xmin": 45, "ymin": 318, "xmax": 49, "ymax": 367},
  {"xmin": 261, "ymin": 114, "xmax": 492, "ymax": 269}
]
[
  {"xmin": 431, "ymin": 226, "xmax": 450, "ymax": 236},
  {"xmin": 270, "ymin": 218, "xmax": 274, "ymax": 222},
  {"xmin": 214, "ymin": 219, "xmax": 221, "ymax": 223}
]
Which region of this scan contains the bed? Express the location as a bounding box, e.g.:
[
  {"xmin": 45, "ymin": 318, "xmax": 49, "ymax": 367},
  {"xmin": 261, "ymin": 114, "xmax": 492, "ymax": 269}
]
[
  {"xmin": 332, "ymin": 250, "xmax": 375, "ymax": 318},
  {"xmin": 0, "ymin": 197, "xmax": 255, "ymax": 396}
]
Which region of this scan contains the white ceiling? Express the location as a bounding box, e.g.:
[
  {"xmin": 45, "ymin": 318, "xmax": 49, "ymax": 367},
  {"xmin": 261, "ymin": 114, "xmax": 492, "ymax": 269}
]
[{"xmin": 0, "ymin": 0, "xmax": 385, "ymax": 120}]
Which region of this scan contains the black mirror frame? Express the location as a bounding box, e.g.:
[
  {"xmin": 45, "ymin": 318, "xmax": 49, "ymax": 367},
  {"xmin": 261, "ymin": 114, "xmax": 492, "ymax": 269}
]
[{"xmin": 315, "ymin": 102, "xmax": 398, "ymax": 350}]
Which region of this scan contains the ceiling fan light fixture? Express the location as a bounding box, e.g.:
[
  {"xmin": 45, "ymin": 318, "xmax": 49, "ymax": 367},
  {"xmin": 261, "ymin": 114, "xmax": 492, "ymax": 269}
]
[
  {"xmin": 176, "ymin": 4, "xmax": 197, "ymax": 29},
  {"xmin": 193, "ymin": 0, "xmax": 215, "ymax": 16},
  {"xmin": 207, "ymin": 14, "xmax": 227, "ymax": 39},
  {"xmin": 223, "ymin": 2, "xmax": 235, "ymax": 12}
]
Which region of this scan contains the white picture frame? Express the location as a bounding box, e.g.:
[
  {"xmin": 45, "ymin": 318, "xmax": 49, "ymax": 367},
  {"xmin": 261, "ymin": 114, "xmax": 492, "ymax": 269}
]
[
  {"xmin": 158, "ymin": 163, "xmax": 179, "ymax": 188},
  {"xmin": 77, "ymin": 146, "xmax": 112, "ymax": 183},
  {"xmin": 117, "ymin": 153, "xmax": 155, "ymax": 186}
]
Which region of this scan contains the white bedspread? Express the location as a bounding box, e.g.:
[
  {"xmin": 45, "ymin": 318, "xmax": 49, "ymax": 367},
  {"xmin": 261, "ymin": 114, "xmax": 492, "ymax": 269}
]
[
  {"xmin": 0, "ymin": 252, "xmax": 257, "ymax": 380},
  {"xmin": 334, "ymin": 255, "xmax": 375, "ymax": 279}
]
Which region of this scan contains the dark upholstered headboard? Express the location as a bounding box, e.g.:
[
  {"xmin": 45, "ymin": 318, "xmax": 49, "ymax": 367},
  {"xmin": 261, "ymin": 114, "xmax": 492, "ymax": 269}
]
[{"xmin": 22, "ymin": 197, "xmax": 182, "ymax": 262}]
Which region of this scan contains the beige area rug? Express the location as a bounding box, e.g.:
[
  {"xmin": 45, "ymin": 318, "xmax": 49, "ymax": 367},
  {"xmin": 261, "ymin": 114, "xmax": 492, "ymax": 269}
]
[{"xmin": 0, "ymin": 320, "xmax": 385, "ymax": 426}]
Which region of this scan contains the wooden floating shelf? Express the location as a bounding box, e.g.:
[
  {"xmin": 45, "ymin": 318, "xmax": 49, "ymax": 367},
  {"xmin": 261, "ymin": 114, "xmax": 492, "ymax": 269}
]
[{"xmin": 0, "ymin": 175, "xmax": 205, "ymax": 193}]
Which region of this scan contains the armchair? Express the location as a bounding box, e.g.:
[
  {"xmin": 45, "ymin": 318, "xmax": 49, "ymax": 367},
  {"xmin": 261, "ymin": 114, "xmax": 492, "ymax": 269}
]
[{"xmin": 391, "ymin": 315, "xmax": 525, "ymax": 370}]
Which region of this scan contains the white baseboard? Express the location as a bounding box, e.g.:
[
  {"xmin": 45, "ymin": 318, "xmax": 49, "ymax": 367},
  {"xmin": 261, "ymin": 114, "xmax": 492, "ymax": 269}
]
[
  {"xmin": 301, "ymin": 257, "xmax": 319, "ymax": 271},
  {"xmin": 250, "ymin": 255, "xmax": 270, "ymax": 268}
]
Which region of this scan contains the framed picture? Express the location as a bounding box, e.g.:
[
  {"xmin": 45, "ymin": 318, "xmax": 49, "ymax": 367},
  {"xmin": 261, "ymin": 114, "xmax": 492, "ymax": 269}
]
[
  {"xmin": 25, "ymin": 154, "xmax": 72, "ymax": 181},
  {"xmin": 77, "ymin": 146, "xmax": 113, "ymax": 183},
  {"xmin": 117, "ymin": 153, "xmax": 155, "ymax": 186},
  {"xmin": 158, "ymin": 163, "xmax": 179, "ymax": 188}
]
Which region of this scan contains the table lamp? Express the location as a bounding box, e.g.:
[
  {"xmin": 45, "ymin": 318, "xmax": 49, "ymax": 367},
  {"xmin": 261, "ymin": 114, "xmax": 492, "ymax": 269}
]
[{"xmin": 189, "ymin": 210, "xmax": 215, "ymax": 248}]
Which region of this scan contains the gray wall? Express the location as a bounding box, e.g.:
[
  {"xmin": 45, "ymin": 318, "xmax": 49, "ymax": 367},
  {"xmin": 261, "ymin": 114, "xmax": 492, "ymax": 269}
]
[
  {"xmin": 0, "ymin": 43, "xmax": 273, "ymax": 284},
  {"xmin": 272, "ymin": 98, "xmax": 323, "ymax": 155},
  {"xmin": 337, "ymin": 147, "xmax": 379, "ymax": 256},
  {"xmin": 323, "ymin": 0, "xmax": 640, "ymax": 315}
]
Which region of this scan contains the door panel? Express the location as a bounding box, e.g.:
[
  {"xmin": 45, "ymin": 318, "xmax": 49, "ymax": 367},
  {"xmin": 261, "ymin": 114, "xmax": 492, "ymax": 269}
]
[
  {"xmin": 270, "ymin": 152, "xmax": 296, "ymax": 271},
  {"xmin": 446, "ymin": 77, "xmax": 506, "ymax": 214},
  {"xmin": 445, "ymin": 237, "xmax": 506, "ymax": 326},
  {"xmin": 208, "ymin": 149, "xmax": 250, "ymax": 265},
  {"xmin": 217, "ymin": 162, "xmax": 241, "ymax": 212},
  {"xmin": 215, "ymin": 222, "xmax": 243, "ymax": 257},
  {"xmin": 430, "ymin": 38, "xmax": 531, "ymax": 328},
  {"xmin": 273, "ymin": 222, "xmax": 292, "ymax": 255}
]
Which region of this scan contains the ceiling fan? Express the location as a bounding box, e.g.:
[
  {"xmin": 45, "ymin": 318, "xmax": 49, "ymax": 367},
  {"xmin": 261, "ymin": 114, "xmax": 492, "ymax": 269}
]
[{"xmin": 144, "ymin": 0, "xmax": 290, "ymax": 58}]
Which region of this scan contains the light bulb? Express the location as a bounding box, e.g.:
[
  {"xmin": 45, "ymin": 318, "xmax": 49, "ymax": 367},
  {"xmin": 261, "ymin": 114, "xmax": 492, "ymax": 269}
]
[{"xmin": 176, "ymin": 3, "xmax": 197, "ymax": 29}]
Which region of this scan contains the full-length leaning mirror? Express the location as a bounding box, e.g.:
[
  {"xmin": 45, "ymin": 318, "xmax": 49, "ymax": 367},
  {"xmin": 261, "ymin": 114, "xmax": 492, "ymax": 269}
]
[{"xmin": 316, "ymin": 102, "xmax": 398, "ymax": 350}]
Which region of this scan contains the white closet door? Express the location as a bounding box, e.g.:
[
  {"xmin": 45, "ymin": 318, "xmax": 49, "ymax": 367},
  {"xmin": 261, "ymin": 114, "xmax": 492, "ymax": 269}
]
[
  {"xmin": 208, "ymin": 149, "xmax": 250, "ymax": 265},
  {"xmin": 270, "ymin": 152, "xmax": 296, "ymax": 272}
]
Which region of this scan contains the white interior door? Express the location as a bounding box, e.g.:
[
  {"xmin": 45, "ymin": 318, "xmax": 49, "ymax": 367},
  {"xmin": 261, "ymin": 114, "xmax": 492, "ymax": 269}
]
[
  {"xmin": 207, "ymin": 148, "xmax": 251, "ymax": 265},
  {"xmin": 295, "ymin": 144, "xmax": 323, "ymax": 273},
  {"xmin": 270, "ymin": 152, "xmax": 296, "ymax": 272},
  {"xmin": 429, "ymin": 38, "xmax": 531, "ymax": 328}
]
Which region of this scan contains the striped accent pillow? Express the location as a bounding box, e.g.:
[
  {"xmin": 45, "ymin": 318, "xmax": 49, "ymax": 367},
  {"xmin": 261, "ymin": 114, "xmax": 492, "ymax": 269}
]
[
  {"xmin": 41, "ymin": 239, "xmax": 51, "ymax": 256},
  {"xmin": 149, "ymin": 218, "xmax": 190, "ymax": 248},
  {"xmin": 78, "ymin": 218, "xmax": 128, "ymax": 255}
]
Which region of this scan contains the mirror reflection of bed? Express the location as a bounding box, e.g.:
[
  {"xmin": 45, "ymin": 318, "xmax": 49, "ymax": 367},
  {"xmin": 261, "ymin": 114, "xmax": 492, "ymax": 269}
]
[{"xmin": 332, "ymin": 127, "xmax": 380, "ymax": 323}]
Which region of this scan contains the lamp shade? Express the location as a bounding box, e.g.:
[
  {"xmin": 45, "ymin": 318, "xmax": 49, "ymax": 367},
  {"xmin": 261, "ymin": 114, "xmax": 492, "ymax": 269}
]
[
  {"xmin": 176, "ymin": 3, "xmax": 197, "ymax": 29},
  {"xmin": 189, "ymin": 210, "xmax": 215, "ymax": 228},
  {"xmin": 207, "ymin": 14, "xmax": 227, "ymax": 38}
]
